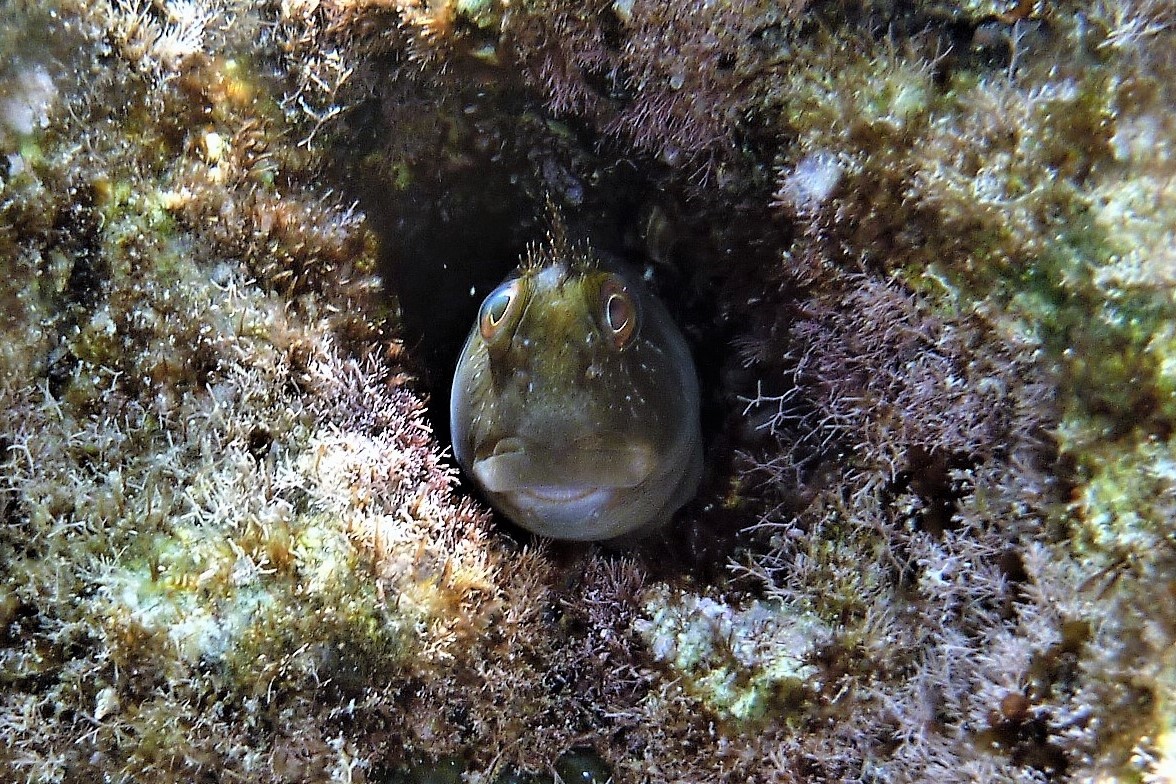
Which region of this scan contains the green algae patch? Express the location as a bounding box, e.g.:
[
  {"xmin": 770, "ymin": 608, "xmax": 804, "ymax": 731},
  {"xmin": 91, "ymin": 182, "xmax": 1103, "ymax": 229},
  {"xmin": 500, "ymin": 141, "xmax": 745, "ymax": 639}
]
[
  {"xmin": 1065, "ymin": 434, "xmax": 1176, "ymax": 559},
  {"xmin": 637, "ymin": 586, "xmax": 828, "ymax": 726}
]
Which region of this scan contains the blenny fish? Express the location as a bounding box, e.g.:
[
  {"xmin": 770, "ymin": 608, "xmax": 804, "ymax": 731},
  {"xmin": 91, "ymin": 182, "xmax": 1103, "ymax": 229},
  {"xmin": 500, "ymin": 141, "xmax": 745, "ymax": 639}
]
[{"xmin": 450, "ymin": 235, "xmax": 702, "ymax": 541}]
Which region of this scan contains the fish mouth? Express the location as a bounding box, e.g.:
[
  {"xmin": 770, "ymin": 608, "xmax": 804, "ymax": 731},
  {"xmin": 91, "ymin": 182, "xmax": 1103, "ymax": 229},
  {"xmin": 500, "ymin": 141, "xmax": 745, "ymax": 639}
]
[
  {"xmin": 471, "ymin": 437, "xmax": 655, "ymax": 496},
  {"xmin": 517, "ymin": 485, "xmax": 601, "ymax": 503}
]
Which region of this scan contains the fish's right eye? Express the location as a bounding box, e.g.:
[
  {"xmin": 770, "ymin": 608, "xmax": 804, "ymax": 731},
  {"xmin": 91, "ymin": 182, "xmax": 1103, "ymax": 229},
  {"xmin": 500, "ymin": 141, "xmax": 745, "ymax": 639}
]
[
  {"xmin": 479, "ymin": 279, "xmax": 522, "ymax": 344},
  {"xmin": 597, "ymin": 275, "xmax": 639, "ymax": 350}
]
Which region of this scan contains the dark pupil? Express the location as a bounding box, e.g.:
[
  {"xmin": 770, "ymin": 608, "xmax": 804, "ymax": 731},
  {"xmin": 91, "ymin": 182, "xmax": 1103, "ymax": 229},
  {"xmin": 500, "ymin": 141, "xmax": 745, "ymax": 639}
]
[
  {"xmin": 607, "ymin": 294, "xmax": 629, "ymax": 332},
  {"xmin": 486, "ymin": 291, "xmax": 511, "ymax": 326}
]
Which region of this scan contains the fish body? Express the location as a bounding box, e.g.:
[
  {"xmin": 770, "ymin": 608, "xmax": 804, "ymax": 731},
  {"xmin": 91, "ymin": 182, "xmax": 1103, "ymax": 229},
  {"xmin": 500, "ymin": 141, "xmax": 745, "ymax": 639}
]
[{"xmin": 450, "ymin": 240, "xmax": 702, "ymax": 541}]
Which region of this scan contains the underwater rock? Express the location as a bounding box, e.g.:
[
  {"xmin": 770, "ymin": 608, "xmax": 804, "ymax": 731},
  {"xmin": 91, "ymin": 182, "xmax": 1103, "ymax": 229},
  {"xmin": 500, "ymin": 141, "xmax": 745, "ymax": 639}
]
[{"xmin": 3, "ymin": 0, "xmax": 1176, "ymax": 782}]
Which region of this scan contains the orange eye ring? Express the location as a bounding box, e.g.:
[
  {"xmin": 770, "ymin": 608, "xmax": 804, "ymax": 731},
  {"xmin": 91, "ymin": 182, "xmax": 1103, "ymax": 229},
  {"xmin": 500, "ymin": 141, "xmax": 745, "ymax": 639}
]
[
  {"xmin": 479, "ymin": 279, "xmax": 521, "ymax": 345},
  {"xmin": 598, "ymin": 276, "xmax": 638, "ymax": 349}
]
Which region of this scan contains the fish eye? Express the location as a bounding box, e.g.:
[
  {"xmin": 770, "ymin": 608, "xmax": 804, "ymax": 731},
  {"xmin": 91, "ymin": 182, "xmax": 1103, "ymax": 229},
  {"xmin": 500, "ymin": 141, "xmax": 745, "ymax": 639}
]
[
  {"xmin": 598, "ymin": 276, "xmax": 638, "ymax": 349},
  {"xmin": 479, "ymin": 279, "xmax": 521, "ymax": 344}
]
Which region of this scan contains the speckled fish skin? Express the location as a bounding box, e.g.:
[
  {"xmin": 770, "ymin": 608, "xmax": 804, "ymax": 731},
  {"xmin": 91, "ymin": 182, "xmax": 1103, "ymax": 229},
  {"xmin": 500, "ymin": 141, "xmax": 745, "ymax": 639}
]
[{"xmin": 450, "ymin": 243, "xmax": 702, "ymax": 541}]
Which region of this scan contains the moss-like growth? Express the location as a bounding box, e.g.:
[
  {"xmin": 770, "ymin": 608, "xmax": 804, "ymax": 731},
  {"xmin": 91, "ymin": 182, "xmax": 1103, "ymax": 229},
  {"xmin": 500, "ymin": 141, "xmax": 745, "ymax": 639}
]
[
  {"xmin": 3, "ymin": 0, "xmax": 1176, "ymax": 782},
  {"xmin": 637, "ymin": 587, "xmax": 827, "ymax": 724}
]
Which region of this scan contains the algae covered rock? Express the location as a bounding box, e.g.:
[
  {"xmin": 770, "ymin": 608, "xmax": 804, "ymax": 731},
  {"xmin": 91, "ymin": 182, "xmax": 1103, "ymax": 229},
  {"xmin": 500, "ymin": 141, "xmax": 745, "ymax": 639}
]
[{"xmin": 2, "ymin": 0, "xmax": 1176, "ymax": 782}]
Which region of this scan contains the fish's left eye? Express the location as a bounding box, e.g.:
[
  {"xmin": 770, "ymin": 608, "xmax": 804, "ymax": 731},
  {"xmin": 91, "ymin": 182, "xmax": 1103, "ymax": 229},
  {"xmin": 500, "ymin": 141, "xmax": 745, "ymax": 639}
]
[
  {"xmin": 479, "ymin": 279, "xmax": 522, "ymax": 345},
  {"xmin": 598, "ymin": 276, "xmax": 638, "ymax": 349}
]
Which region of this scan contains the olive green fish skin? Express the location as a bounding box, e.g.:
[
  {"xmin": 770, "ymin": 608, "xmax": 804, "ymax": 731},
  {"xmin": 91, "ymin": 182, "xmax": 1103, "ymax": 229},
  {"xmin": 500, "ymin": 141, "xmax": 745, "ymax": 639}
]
[{"xmin": 450, "ymin": 247, "xmax": 702, "ymax": 541}]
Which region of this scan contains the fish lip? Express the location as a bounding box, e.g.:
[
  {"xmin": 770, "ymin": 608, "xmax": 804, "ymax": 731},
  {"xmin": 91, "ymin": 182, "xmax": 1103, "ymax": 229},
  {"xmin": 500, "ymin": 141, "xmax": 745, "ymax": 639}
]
[
  {"xmin": 471, "ymin": 437, "xmax": 656, "ymax": 494},
  {"xmin": 516, "ymin": 485, "xmax": 601, "ymax": 503}
]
